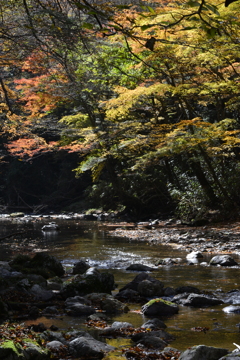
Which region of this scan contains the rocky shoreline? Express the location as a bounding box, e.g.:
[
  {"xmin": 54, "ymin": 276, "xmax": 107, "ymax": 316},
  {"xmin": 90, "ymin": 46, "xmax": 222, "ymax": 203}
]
[
  {"xmin": 1, "ymin": 214, "xmax": 240, "ymax": 359},
  {"xmin": 106, "ymin": 219, "xmax": 240, "ymax": 255},
  {"xmin": 0, "ymin": 248, "xmax": 240, "ymax": 359}
]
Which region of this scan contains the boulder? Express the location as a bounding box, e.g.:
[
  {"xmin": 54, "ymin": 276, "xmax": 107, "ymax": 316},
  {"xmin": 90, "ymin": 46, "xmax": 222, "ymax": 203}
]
[
  {"xmin": 40, "ymin": 331, "xmax": 68, "ymax": 345},
  {"xmin": 30, "ymin": 284, "xmax": 55, "ymax": 301},
  {"xmin": 0, "ymin": 299, "xmax": 8, "ymax": 319},
  {"xmin": 180, "ymin": 293, "xmax": 223, "ymax": 307},
  {"xmin": 179, "ymin": 345, "xmax": 228, "ymax": 360},
  {"xmin": 110, "ymin": 321, "xmax": 133, "ymax": 330},
  {"xmin": 86, "ymin": 293, "xmax": 128, "ymax": 314},
  {"xmin": 175, "ymin": 286, "xmax": 201, "ymax": 294},
  {"xmin": 223, "ymin": 305, "xmax": 240, "ymax": 314},
  {"xmin": 141, "ymin": 318, "xmax": 167, "ymax": 330},
  {"xmin": 186, "ymin": 251, "xmax": 203, "ymax": 260},
  {"xmin": 210, "ymin": 255, "xmax": 238, "ymax": 267},
  {"xmin": 126, "ymin": 264, "xmax": 155, "ymax": 271},
  {"xmin": 10, "ymin": 253, "xmax": 64, "ymax": 279},
  {"xmin": 219, "ymin": 351, "xmax": 240, "ymax": 359},
  {"xmin": 65, "ymin": 296, "xmax": 95, "ymax": 316},
  {"xmin": 115, "ymin": 289, "xmax": 144, "ymax": 303},
  {"xmin": 164, "ymin": 287, "xmax": 176, "ymax": 296},
  {"xmin": 155, "ymin": 258, "xmax": 179, "ymax": 266},
  {"xmin": 72, "ymin": 260, "xmax": 90, "ymax": 275},
  {"xmin": 22, "ymin": 341, "xmax": 50, "ymax": 359},
  {"xmin": 137, "ymin": 279, "xmax": 164, "ymax": 297},
  {"xmin": 69, "ymin": 336, "xmax": 115, "ymax": 359},
  {"xmin": 47, "ymin": 276, "xmax": 63, "ymax": 291},
  {"xmin": 135, "ymin": 336, "xmax": 167, "ymax": 350},
  {"xmin": 131, "ymin": 329, "xmax": 174, "ymax": 343},
  {"xmin": 100, "ymin": 321, "xmax": 133, "ymax": 337},
  {"xmin": 66, "ymin": 303, "xmax": 95, "ymax": 316},
  {"xmin": 0, "ymin": 339, "xmax": 50, "ymax": 360},
  {"xmin": 142, "ymin": 298, "xmax": 179, "ymax": 316},
  {"xmin": 42, "ymin": 306, "xmax": 59, "ymax": 316},
  {"xmin": 224, "ymin": 290, "xmax": 240, "ymax": 305},
  {"xmin": 119, "ymin": 272, "xmax": 164, "ymax": 298},
  {"xmin": 46, "ymin": 340, "xmax": 64, "ymax": 351},
  {"xmin": 61, "ymin": 268, "xmax": 115, "ymax": 298}
]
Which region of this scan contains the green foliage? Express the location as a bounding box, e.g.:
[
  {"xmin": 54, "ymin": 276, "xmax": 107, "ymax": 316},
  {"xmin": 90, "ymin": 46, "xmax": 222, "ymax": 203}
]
[{"xmin": 60, "ymin": 113, "xmax": 92, "ymax": 128}]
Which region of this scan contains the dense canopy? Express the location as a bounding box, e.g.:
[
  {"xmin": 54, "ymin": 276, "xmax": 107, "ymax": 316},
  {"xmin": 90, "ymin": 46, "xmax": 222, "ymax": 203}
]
[{"xmin": 1, "ymin": 0, "xmax": 240, "ymax": 221}]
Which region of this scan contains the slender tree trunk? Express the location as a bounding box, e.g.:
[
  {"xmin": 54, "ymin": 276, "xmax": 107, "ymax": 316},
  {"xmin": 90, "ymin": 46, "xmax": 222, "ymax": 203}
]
[{"xmin": 0, "ymin": 76, "xmax": 13, "ymax": 113}]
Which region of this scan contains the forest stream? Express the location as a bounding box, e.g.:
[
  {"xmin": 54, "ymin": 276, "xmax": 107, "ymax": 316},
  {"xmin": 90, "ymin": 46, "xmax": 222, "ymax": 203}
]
[{"xmin": 1, "ymin": 215, "xmax": 240, "ymax": 354}]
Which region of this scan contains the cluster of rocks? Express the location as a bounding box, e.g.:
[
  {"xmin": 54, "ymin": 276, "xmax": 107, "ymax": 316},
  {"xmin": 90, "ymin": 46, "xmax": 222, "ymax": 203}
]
[
  {"xmin": 1, "ymin": 253, "xmax": 240, "ymax": 359},
  {"xmin": 109, "ymin": 223, "xmax": 240, "ymax": 255}
]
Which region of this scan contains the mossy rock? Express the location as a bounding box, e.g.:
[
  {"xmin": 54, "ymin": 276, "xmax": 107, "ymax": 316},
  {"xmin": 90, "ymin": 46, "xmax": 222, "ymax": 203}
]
[
  {"xmin": 0, "ymin": 340, "xmax": 24, "ymax": 359},
  {"xmin": 142, "ymin": 298, "xmax": 179, "ymax": 316}
]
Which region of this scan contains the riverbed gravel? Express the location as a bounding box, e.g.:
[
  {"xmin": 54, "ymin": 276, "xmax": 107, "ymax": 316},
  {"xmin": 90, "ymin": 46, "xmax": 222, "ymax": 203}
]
[{"xmin": 105, "ymin": 220, "xmax": 240, "ymax": 255}]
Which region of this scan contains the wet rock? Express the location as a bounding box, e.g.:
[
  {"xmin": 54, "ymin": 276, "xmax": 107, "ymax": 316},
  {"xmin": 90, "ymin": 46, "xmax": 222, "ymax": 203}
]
[
  {"xmin": 61, "ymin": 268, "xmax": 115, "ymax": 298},
  {"xmin": 100, "ymin": 321, "xmax": 133, "ymax": 337},
  {"xmin": 22, "ymin": 341, "xmax": 50, "ymax": 359},
  {"xmin": 135, "ymin": 336, "xmax": 167, "ymax": 350},
  {"xmin": 155, "ymin": 258, "xmax": 180, "ymax": 266},
  {"xmin": 223, "ymin": 305, "xmax": 240, "ymax": 314},
  {"xmin": 42, "ymin": 222, "xmax": 59, "ymax": 231},
  {"xmin": 72, "ymin": 260, "xmax": 90, "ymax": 275},
  {"xmin": 210, "ymin": 255, "xmax": 238, "ymax": 267},
  {"xmin": 179, "ymin": 345, "xmax": 228, "ymax": 360},
  {"xmin": 119, "ymin": 272, "xmax": 164, "ymax": 297},
  {"xmin": 163, "ymin": 287, "xmax": 176, "ymax": 296},
  {"xmin": 179, "ymin": 293, "xmax": 223, "ymax": 307},
  {"xmin": 65, "ymin": 296, "xmax": 95, "ymax": 316},
  {"xmin": 10, "ymin": 253, "xmax": 64, "ymax": 279},
  {"xmin": 131, "ymin": 329, "xmax": 174, "ymax": 343},
  {"xmin": 175, "ymin": 286, "xmax": 201, "ymax": 294},
  {"xmin": 224, "ymin": 290, "xmax": 240, "ymax": 305},
  {"xmin": 86, "ymin": 293, "xmax": 128, "ymax": 314},
  {"xmin": 219, "ymin": 350, "xmax": 240, "ymax": 359},
  {"xmin": 0, "ymin": 299, "xmax": 8, "ymax": 319},
  {"xmin": 0, "ymin": 261, "xmax": 12, "ymax": 272},
  {"xmin": 42, "ymin": 306, "xmax": 59, "ymax": 316},
  {"xmin": 109, "ymin": 321, "xmax": 133, "ymax": 330},
  {"xmin": 29, "ymin": 323, "xmax": 47, "ymax": 332},
  {"xmin": 65, "ymin": 295, "xmax": 91, "ymax": 306},
  {"xmin": 114, "ymin": 288, "xmax": 144, "ymax": 303},
  {"xmin": 141, "ymin": 318, "xmax": 167, "ymax": 330},
  {"xmin": 69, "ymin": 336, "xmax": 115, "ymax": 359},
  {"xmin": 186, "ymin": 251, "xmax": 203, "ymax": 260},
  {"xmin": 126, "ymin": 264, "xmax": 155, "ymax": 271},
  {"xmin": 142, "ymin": 298, "xmax": 179, "ymax": 316},
  {"xmin": 137, "ymin": 279, "xmax": 164, "ymax": 297},
  {"xmin": 66, "ymin": 302, "xmax": 95, "ymax": 316},
  {"xmin": 83, "ymin": 214, "xmax": 98, "ymax": 220},
  {"xmin": 41, "ymin": 331, "xmax": 68, "ymax": 345},
  {"xmin": 0, "ymin": 339, "xmax": 50, "ymax": 360},
  {"xmin": 46, "ymin": 340, "xmax": 64, "ymax": 351},
  {"xmin": 30, "ymin": 284, "xmax": 55, "ymax": 301},
  {"xmin": 47, "ymin": 276, "xmax": 63, "ymax": 291}
]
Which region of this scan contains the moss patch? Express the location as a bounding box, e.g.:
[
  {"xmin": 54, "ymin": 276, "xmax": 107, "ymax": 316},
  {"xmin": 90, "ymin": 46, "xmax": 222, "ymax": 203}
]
[
  {"xmin": 145, "ymin": 298, "xmax": 176, "ymax": 307},
  {"xmin": 0, "ymin": 340, "xmax": 24, "ymax": 358}
]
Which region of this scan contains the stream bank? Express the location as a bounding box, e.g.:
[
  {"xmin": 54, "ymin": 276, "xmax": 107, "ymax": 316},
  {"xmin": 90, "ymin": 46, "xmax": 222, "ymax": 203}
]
[
  {"xmin": 105, "ymin": 219, "xmax": 240, "ymax": 255},
  {"xmin": 1, "ymin": 215, "xmax": 240, "ymax": 359}
]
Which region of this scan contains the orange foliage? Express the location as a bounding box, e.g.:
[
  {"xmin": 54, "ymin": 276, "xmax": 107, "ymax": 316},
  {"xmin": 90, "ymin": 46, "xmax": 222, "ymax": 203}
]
[{"xmin": 5, "ymin": 138, "xmax": 91, "ymax": 158}]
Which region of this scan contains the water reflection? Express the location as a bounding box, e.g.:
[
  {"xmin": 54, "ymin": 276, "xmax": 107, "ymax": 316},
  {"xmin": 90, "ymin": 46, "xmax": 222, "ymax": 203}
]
[{"xmin": 1, "ymin": 218, "xmax": 240, "ymax": 351}]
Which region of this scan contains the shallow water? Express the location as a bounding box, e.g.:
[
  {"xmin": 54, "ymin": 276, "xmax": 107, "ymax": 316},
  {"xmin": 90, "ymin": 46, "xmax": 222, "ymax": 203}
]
[{"xmin": 1, "ymin": 217, "xmax": 240, "ymax": 352}]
